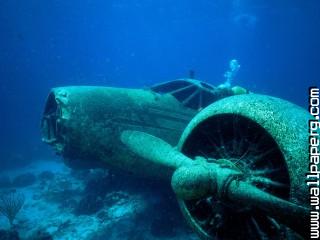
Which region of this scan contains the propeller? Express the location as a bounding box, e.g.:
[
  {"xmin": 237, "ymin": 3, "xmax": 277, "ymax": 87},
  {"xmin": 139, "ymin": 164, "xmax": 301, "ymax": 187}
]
[{"xmin": 121, "ymin": 130, "xmax": 309, "ymax": 238}]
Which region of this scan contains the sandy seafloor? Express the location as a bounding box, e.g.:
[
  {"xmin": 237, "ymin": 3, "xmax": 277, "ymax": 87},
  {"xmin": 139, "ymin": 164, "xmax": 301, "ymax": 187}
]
[{"xmin": 0, "ymin": 159, "xmax": 198, "ymax": 240}]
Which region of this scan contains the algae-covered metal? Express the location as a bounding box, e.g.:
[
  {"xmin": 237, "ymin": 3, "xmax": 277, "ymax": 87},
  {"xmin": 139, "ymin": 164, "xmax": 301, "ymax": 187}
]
[
  {"xmin": 41, "ymin": 81, "xmax": 308, "ymax": 239},
  {"xmin": 122, "ymin": 129, "xmax": 308, "ymax": 239},
  {"xmin": 177, "ymin": 94, "xmax": 310, "ymax": 239},
  {"xmin": 41, "ymin": 79, "xmax": 238, "ymax": 178},
  {"xmin": 41, "ymin": 85, "xmax": 195, "ymax": 178}
]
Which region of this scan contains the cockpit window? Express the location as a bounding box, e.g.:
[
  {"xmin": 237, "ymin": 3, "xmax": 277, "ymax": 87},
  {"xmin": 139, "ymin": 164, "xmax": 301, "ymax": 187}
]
[{"xmin": 151, "ymin": 79, "xmax": 230, "ymax": 110}]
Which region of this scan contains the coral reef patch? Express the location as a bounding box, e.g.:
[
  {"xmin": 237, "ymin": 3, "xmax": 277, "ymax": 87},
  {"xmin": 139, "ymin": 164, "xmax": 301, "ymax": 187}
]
[{"xmin": 0, "ymin": 160, "xmax": 198, "ymax": 240}]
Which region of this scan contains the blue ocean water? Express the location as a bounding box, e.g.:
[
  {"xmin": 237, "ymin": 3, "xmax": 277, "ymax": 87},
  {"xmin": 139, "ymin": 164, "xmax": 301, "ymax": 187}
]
[
  {"xmin": 0, "ymin": 1, "xmax": 319, "ymax": 239},
  {"xmin": 1, "ymin": 0, "xmax": 319, "ymax": 163}
]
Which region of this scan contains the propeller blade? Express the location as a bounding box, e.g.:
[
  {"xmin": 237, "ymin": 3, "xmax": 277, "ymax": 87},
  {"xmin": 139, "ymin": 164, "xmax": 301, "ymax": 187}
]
[{"xmin": 121, "ymin": 130, "xmax": 192, "ymax": 170}]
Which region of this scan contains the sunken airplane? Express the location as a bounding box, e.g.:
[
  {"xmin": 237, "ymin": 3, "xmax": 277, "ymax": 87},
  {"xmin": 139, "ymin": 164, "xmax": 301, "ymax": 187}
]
[{"xmin": 41, "ymin": 78, "xmax": 309, "ymax": 239}]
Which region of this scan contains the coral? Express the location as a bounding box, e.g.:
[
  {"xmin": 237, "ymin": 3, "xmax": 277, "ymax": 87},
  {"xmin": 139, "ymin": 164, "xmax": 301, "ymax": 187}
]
[
  {"xmin": 0, "ymin": 192, "xmax": 25, "ymax": 228},
  {"xmin": 74, "ymin": 194, "xmax": 104, "ymax": 215},
  {"xmin": 41, "ymin": 176, "xmax": 79, "ymax": 204},
  {"xmin": 104, "ymin": 191, "xmax": 129, "ymax": 207}
]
